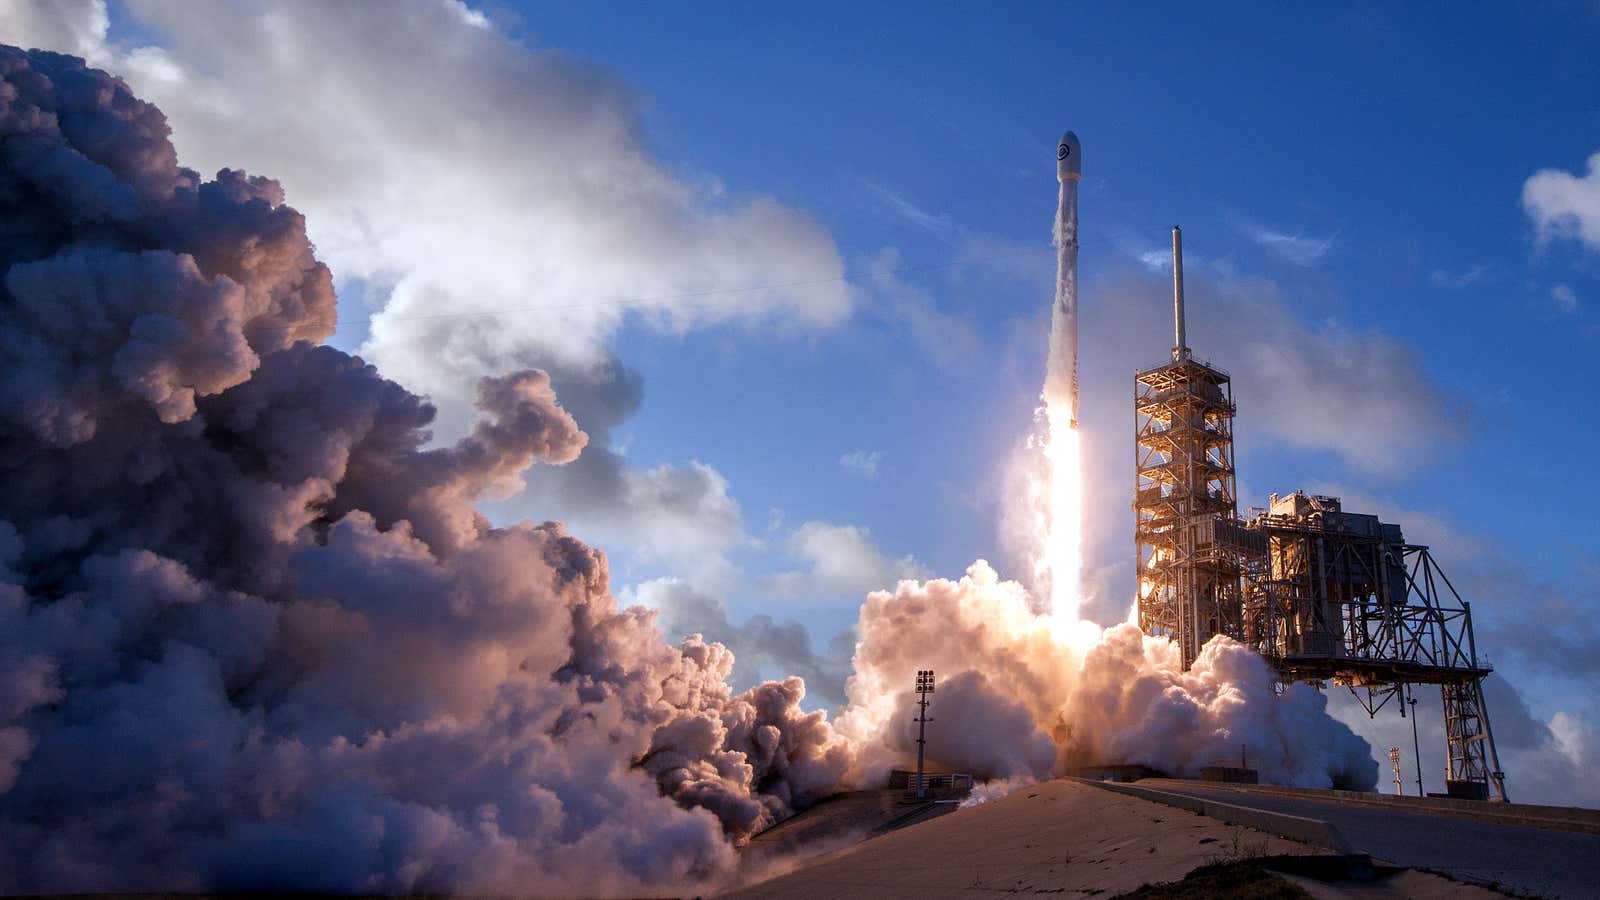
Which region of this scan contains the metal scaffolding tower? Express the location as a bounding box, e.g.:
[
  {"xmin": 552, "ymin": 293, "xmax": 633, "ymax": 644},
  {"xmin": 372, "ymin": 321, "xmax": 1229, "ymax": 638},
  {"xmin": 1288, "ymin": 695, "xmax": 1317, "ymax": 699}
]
[
  {"xmin": 1129, "ymin": 226, "xmax": 1510, "ymax": 802},
  {"xmin": 1134, "ymin": 227, "xmax": 1250, "ymax": 668},
  {"xmin": 1443, "ymin": 680, "xmax": 1503, "ymax": 795},
  {"xmin": 1240, "ymin": 492, "xmax": 1508, "ymax": 802}
]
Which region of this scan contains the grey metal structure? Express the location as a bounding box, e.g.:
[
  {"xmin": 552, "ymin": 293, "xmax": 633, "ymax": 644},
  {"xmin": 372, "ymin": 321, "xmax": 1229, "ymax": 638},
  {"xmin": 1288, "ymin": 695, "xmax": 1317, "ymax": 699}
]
[
  {"xmin": 1134, "ymin": 227, "xmax": 1250, "ymax": 668},
  {"xmin": 1131, "ymin": 227, "xmax": 1509, "ymax": 802},
  {"xmin": 1240, "ymin": 492, "xmax": 1507, "ymax": 802}
]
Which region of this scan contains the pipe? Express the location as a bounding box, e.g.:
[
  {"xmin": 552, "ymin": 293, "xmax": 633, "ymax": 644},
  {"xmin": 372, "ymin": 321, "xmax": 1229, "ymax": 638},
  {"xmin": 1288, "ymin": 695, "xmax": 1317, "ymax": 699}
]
[
  {"xmin": 1172, "ymin": 226, "xmax": 1187, "ymax": 360},
  {"xmin": 1408, "ymin": 690, "xmax": 1423, "ymax": 797}
]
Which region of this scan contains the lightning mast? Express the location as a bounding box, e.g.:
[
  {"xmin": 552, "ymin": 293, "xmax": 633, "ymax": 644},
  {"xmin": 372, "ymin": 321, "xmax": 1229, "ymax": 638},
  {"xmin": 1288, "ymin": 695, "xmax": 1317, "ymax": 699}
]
[
  {"xmin": 1128, "ymin": 219, "xmax": 1511, "ymax": 800},
  {"xmin": 1133, "ymin": 227, "xmax": 1249, "ymax": 667}
]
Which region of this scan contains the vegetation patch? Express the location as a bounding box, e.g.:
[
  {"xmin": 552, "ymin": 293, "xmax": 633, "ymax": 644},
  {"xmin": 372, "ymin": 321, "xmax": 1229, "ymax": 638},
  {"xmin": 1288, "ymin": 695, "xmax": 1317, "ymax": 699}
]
[{"xmin": 1111, "ymin": 861, "xmax": 1313, "ymax": 900}]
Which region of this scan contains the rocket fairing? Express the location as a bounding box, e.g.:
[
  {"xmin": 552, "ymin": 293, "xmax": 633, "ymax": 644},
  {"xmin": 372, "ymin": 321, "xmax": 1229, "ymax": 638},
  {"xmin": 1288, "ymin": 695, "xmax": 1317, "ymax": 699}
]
[{"xmin": 1050, "ymin": 130, "xmax": 1082, "ymax": 429}]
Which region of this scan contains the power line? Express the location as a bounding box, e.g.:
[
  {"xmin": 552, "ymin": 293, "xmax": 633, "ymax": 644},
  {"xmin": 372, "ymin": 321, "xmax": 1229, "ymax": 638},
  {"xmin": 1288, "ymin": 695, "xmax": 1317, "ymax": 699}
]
[{"xmin": 382, "ymin": 244, "xmax": 1049, "ymax": 323}]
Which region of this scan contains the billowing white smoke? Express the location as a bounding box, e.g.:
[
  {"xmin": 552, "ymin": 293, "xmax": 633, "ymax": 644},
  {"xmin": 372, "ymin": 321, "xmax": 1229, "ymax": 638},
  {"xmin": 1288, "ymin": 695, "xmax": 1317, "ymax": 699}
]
[
  {"xmin": 0, "ymin": 43, "xmax": 1377, "ymax": 897},
  {"xmin": 0, "ymin": 46, "xmax": 850, "ymax": 896},
  {"xmin": 834, "ymin": 563, "xmax": 1378, "ymax": 791}
]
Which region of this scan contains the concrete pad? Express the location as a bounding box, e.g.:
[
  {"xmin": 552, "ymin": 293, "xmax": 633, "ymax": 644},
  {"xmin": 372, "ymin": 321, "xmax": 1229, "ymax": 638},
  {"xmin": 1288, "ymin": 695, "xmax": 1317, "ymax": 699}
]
[{"xmin": 723, "ymin": 778, "xmax": 1330, "ymax": 898}]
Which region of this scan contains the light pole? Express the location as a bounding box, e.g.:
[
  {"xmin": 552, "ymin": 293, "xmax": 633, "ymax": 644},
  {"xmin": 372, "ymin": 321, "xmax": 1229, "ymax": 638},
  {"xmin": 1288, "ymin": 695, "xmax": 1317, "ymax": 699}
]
[
  {"xmin": 1389, "ymin": 747, "xmax": 1403, "ymax": 796},
  {"xmin": 914, "ymin": 670, "xmax": 935, "ymax": 799}
]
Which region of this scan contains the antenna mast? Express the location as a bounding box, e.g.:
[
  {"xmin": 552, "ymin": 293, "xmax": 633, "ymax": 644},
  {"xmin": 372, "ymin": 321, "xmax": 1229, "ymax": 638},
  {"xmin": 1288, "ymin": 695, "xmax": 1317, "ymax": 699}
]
[{"xmin": 1172, "ymin": 225, "xmax": 1188, "ymax": 360}]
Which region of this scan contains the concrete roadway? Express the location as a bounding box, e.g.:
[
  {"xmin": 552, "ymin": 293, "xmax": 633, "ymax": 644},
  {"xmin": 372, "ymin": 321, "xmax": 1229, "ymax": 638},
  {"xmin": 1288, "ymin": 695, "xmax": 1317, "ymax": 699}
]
[{"xmin": 1147, "ymin": 782, "xmax": 1600, "ymax": 899}]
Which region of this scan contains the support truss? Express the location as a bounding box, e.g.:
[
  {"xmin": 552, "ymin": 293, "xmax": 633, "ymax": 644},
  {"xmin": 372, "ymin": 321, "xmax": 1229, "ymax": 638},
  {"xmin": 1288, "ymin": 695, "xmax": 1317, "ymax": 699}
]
[
  {"xmin": 1239, "ymin": 495, "xmax": 1508, "ymax": 802},
  {"xmin": 1133, "ymin": 355, "xmax": 1245, "ymax": 668}
]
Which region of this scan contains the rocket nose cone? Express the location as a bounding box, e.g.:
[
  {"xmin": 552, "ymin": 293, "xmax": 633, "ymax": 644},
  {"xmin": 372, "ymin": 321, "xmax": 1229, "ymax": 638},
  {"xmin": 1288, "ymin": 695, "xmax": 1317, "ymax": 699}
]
[{"xmin": 1057, "ymin": 130, "xmax": 1081, "ymax": 182}]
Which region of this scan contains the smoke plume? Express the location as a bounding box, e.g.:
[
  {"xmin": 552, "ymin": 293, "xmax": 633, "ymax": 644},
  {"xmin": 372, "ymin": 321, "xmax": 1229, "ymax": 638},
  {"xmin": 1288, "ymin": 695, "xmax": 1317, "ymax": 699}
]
[
  {"xmin": 0, "ymin": 45, "xmax": 850, "ymax": 896},
  {"xmin": 835, "ymin": 563, "xmax": 1378, "ymax": 791},
  {"xmin": 0, "ymin": 43, "xmax": 1379, "ymax": 896}
]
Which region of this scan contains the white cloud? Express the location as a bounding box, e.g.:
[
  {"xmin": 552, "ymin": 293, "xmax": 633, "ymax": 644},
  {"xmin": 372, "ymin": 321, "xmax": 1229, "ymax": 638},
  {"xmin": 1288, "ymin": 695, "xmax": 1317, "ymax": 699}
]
[
  {"xmin": 1236, "ymin": 219, "xmax": 1335, "ymax": 266},
  {"xmin": 839, "ymin": 449, "xmax": 885, "ymax": 478},
  {"xmin": 765, "ymin": 522, "xmax": 927, "ymax": 601},
  {"xmin": 10, "ymin": 1, "xmax": 852, "ymax": 435},
  {"xmin": 444, "ymin": 0, "xmax": 491, "ymax": 28},
  {"xmin": 1551, "ymin": 282, "xmax": 1582, "ymax": 316},
  {"xmin": 1082, "ymin": 270, "xmax": 1465, "ymax": 477},
  {"xmin": 1329, "ymin": 678, "xmax": 1600, "ymax": 809},
  {"xmin": 865, "ymin": 248, "xmax": 983, "ymax": 369},
  {"xmin": 0, "ymin": 0, "xmax": 108, "ymax": 63},
  {"xmin": 0, "ymin": 0, "xmax": 861, "ymax": 597},
  {"xmin": 1287, "ymin": 486, "xmax": 1600, "ymax": 807},
  {"xmin": 629, "ymin": 577, "xmax": 852, "ymax": 705},
  {"xmin": 599, "ymin": 462, "xmax": 745, "ymax": 558},
  {"xmin": 1428, "ymin": 264, "xmax": 1489, "ymax": 288},
  {"xmin": 861, "ymin": 179, "xmax": 956, "ymax": 241},
  {"xmin": 950, "ymin": 233, "xmax": 1054, "ymax": 283},
  {"xmin": 1523, "ymin": 151, "xmax": 1600, "ymax": 251},
  {"xmin": 1550, "ymin": 711, "xmax": 1595, "ymax": 771},
  {"xmin": 1109, "ymin": 229, "xmax": 1210, "ymax": 275},
  {"xmin": 1238, "ymin": 314, "xmax": 1464, "ymax": 472},
  {"xmin": 1110, "ymin": 230, "xmax": 1191, "ymax": 273},
  {"xmin": 1137, "ymin": 249, "xmax": 1172, "ymax": 271},
  {"xmin": 506, "ymin": 447, "xmax": 752, "ymax": 590},
  {"xmin": 1003, "ymin": 253, "xmax": 1468, "ymax": 606}
]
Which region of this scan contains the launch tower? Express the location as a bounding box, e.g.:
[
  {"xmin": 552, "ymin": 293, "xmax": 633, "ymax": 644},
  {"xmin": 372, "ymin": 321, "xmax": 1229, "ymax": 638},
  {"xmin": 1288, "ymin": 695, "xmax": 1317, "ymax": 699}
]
[
  {"xmin": 1129, "ymin": 226, "xmax": 1509, "ymax": 802},
  {"xmin": 1242, "ymin": 491, "xmax": 1507, "ymax": 801},
  {"xmin": 1134, "ymin": 227, "xmax": 1252, "ymax": 667}
]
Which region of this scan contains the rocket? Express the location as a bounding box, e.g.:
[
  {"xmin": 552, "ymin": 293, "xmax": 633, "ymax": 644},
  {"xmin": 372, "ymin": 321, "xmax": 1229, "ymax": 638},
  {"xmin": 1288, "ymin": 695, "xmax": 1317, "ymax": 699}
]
[{"xmin": 1050, "ymin": 130, "xmax": 1082, "ymax": 429}]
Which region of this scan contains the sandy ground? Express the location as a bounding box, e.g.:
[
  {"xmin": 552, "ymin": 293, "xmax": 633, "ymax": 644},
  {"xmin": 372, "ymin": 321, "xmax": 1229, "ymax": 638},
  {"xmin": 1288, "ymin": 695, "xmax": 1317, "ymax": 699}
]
[{"xmin": 722, "ymin": 779, "xmax": 1502, "ymax": 899}]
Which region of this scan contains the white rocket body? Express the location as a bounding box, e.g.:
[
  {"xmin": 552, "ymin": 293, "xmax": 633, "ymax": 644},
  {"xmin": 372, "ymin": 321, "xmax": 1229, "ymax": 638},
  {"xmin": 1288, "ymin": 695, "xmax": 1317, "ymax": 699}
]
[{"xmin": 1048, "ymin": 131, "xmax": 1081, "ymax": 429}]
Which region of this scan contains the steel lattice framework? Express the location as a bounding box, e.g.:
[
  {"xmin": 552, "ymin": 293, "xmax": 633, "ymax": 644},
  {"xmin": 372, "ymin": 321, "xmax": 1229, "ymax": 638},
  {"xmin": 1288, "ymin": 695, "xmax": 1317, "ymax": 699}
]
[
  {"xmin": 1130, "ymin": 226, "xmax": 1509, "ymax": 802},
  {"xmin": 1239, "ymin": 493, "xmax": 1507, "ymax": 800},
  {"xmin": 1133, "ymin": 354, "xmax": 1247, "ymax": 668}
]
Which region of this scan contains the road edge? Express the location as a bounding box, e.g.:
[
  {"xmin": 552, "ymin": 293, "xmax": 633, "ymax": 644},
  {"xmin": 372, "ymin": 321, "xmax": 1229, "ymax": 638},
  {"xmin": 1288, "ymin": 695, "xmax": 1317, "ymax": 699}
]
[{"xmin": 1069, "ymin": 776, "xmax": 1372, "ymax": 878}]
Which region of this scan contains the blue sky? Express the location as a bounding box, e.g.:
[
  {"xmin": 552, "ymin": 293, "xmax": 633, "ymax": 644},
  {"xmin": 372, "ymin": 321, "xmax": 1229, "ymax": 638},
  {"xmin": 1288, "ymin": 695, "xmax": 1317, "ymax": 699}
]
[
  {"xmin": 510, "ymin": 2, "xmax": 1600, "ymax": 637},
  {"xmin": 34, "ymin": 0, "xmax": 1600, "ymax": 798}
]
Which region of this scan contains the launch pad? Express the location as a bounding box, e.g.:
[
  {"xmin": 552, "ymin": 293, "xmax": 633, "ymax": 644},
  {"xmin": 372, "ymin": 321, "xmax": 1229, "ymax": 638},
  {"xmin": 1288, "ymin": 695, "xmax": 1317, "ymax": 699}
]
[{"xmin": 1132, "ymin": 228, "xmax": 1509, "ymax": 803}]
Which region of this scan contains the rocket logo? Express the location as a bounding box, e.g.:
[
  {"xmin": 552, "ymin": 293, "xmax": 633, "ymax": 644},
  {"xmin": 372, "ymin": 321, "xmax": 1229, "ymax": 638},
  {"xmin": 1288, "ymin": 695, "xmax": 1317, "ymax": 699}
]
[{"xmin": 1058, "ymin": 143, "xmax": 1070, "ymax": 160}]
